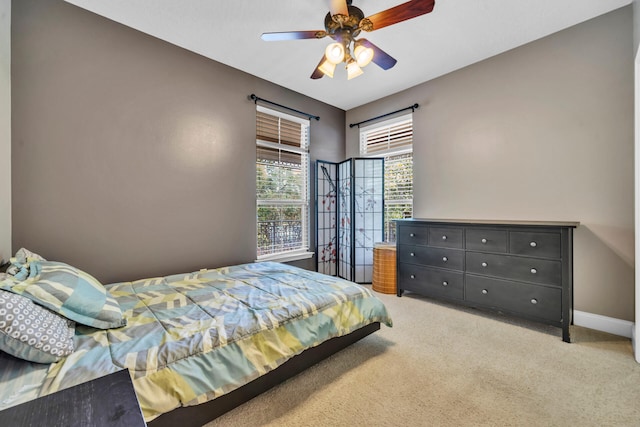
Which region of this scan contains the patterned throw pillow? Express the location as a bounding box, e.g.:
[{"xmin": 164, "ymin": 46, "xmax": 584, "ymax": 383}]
[
  {"xmin": 0, "ymin": 289, "xmax": 75, "ymax": 363},
  {"xmin": 0, "ymin": 261, "xmax": 126, "ymax": 330}
]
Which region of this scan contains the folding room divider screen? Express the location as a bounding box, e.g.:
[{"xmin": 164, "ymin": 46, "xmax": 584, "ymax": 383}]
[{"xmin": 316, "ymin": 158, "xmax": 384, "ymax": 283}]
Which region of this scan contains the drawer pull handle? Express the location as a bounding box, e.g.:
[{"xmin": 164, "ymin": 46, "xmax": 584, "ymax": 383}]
[
  {"xmin": 442, "ymin": 235, "xmax": 447, "ymax": 240},
  {"xmin": 530, "ymin": 241, "xmax": 537, "ymax": 248},
  {"xmin": 442, "ymin": 256, "xmax": 448, "ymax": 262},
  {"xmin": 531, "ymin": 298, "xmax": 538, "ymax": 304},
  {"xmin": 530, "ymin": 268, "xmax": 537, "ymax": 274},
  {"xmin": 481, "ymin": 289, "xmax": 488, "ymax": 295},
  {"xmin": 481, "ymin": 262, "xmax": 488, "ymax": 268},
  {"xmin": 481, "ymin": 238, "xmax": 487, "ymax": 244},
  {"xmin": 410, "ymin": 274, "xmax": 416, "ymax": 279},
  {"xmin": 442, "ymin": 281, "xmax": 448, "ymax": 286},
  {"xmin": 410, "ymin": 252, "xmax": 415, "ymax": 257},
  {"xmin": 410, "ymin": 233, "xmax": 415, "ymax": 237}
]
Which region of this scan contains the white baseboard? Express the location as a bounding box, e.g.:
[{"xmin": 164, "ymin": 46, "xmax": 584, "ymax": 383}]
[
  {"xmin": 573, "ymin": 310, "xmax": 634, "ymax": 338},
  {"xmin": 632, "ymin": 326, "xmax": 638, "ymax": 363}
]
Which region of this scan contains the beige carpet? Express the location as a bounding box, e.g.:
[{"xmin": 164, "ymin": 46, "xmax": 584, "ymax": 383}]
[{"xmin": 205, "ymin": 289, "xmax": 640, "ymax": 427}]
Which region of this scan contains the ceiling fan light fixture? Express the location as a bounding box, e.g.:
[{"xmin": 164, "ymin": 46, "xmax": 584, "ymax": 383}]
[
  {"xmin": 346, "ymin": 60, "xmax": 364, "ymax": 80},
  {"xmin": 318, "ymin": 59, "xmax": 336, "ymax": 78},
  {"xmin": 325, "ymin": 42, "xmax": 345, "ymax": 64},
  {"xmin": 262, "ymin": 0, "xmax": 436, "ymax": 80},
  {"xmin": 354, "ymin": 40, "xmax": 374, "ymax": 68}
]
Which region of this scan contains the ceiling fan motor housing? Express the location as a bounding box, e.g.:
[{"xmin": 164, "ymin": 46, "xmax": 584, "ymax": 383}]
[{"xmin": 324, "ymin": 5, "xmax": 367, "ymax": 39}]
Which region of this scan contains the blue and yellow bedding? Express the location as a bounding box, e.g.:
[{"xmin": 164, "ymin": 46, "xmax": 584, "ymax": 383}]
[{"xmin": 0, "ymin": 261, "xmax": 392, "ymax": 422}]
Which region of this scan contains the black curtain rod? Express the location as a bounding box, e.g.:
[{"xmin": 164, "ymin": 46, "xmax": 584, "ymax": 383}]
[
  {"xmin": 349, "ymin": 103, "xmax": 419, "ymax": 128},
  {"xmin": 249, "ymin": 94, "xmax": 320, "ymax": 121}
]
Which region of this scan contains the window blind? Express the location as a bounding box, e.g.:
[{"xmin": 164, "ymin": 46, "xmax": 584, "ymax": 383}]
[
  {"xmin": 360, "ymin": 116, "xmax": 413, "ymax": 156},
  {"xmin": 256, "ymin": 111, "xmax": 306, "ymax": 147}
]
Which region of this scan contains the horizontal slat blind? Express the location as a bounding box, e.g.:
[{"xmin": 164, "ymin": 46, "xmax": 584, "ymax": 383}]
[
  {"xmin": 360, "ymin": 115, "xmax": 412, "ymax": 156},
  {"xmin": 257, "ymin": 111, "xmax": 305, "ymax": 147},
  {"xmin": 256, "ymin": 107, "xmax": 310, "ymax": 258}
]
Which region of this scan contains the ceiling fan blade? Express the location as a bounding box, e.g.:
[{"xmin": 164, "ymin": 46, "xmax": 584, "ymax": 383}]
[
  {"xmin": 310, "ymin": 56, "xmax": 326, "ymax": 79},
  {"xmin": 360, "ymin": 39, "xmax": 397, "ymax": 70},
  {"xmin": 329, "ymin": 0, "xmax": 349, "ymax": 16},
  {"xmin": 365, "ymin": 0, "xmax": 435, "ymax": 31},
  {"xmin": 261, "ymin": 30, "xmax": 326, "ymax": 41}
]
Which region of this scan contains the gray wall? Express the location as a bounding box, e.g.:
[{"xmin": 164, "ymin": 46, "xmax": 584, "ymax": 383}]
[
  {"xmin": 346, "ymin": 7, "xmax": 635, "ymax": 321},
  {"xmin": 12, "ymin": 0, "xmax": 345, "ymax": 283},
  {"xmin": 634, "ymin": 0, "xmax": 640, "ymax": 354},
  {"xmin": 634, "ymin": 0, "xmax": 640, "ymax": 52},
  {"xmin": 0, "ymin": 0, "xmax": 10, "ymax": 262}
]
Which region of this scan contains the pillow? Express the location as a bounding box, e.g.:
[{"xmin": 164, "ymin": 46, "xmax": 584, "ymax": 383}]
[
  {"xmin": 0, "ymin": 261, "xmax": 126, "ymax": 330},
  {"xmin": 0, "ymin": 289, "xmax": 75, "ymax": 363},
  {"xmin": 6, "ymin": 248, "xmax": 47, "ymax": 280}
]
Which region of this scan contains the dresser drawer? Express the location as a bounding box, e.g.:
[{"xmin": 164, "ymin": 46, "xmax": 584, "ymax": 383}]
[
  {"xmin": 509, "ymin": 231, "xmax": 561, "ymax": 259},
  {"xmin": 465, "ymin": 275, "xmax": 562, "ymax": 322},
  {"xmin": 465, "ymin": 228, "xmax": 507, "ymax": 253},
  {"xmin": 398, "ymin": 225, "xmax": 429, "ymax": 245},
  {"xmin": 398, "ymin": 245, "xmax": 464, "ymax": 270},
  {"xmin": 466, "ymin": 252, "xmax": 561, "ymax": 286},
  {"xmin": 428, "ymin": 227, "xmax": 463, "ymax": 249},
  {"xmin": 399, "ymin": 263, "xmax": 464, "ymax": 300}
]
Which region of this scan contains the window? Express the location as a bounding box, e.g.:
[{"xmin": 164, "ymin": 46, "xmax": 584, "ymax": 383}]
[
  {"xmin": 360, "ymin": 114, "xmax": 413, "ymax": 242},
  {"xmin": 256, "ymin": 106, "xmax": 311, "ymax": 260}
]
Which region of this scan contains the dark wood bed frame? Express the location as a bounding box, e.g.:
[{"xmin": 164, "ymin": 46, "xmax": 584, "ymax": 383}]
[{"xmin": 148, "ymin": 322, "xmax": 381, "ymax": 427}]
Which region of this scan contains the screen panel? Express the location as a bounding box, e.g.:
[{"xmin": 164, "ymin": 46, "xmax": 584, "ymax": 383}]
[{"xmin": 316, "ymin": 161, "xmax": 337, "ymax": 276}]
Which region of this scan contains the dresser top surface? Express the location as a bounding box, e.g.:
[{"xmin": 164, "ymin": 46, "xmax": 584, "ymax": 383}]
[{"xmin": 397, "ymin": 218, "xmax": 580, "ymax": 228}]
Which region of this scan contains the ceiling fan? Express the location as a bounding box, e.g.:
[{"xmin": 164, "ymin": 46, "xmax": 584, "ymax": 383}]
[{"xmin": 261, "ymin": 0, "xmax": 436, "ymax": 80}]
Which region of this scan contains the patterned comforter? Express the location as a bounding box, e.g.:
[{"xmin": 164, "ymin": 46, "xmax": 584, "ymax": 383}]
[{"xmin": 0, "ymin": 262, "xmax": 392, "ymax": 421}]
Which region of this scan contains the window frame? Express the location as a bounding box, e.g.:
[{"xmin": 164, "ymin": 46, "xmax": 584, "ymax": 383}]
[
  {"xmin": 255, "ymin": 106, "xmax": 313, "ymax": 262},
  {"xmin": 359, "ymin": 113, "xmax": 414, "ymax": 242}
]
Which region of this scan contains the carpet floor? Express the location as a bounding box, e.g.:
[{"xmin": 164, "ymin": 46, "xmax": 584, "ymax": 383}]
[{"xmin": 205, "ymin": 289, "xmax": 640, "ymax": 427}]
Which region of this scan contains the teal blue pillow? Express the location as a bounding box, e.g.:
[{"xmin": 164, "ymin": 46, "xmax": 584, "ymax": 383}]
[{"xmin": 0, "ymin": 261, "xmax": 126, "ymax": 330}]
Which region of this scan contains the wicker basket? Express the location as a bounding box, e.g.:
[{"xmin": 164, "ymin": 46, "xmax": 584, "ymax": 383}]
[{"xmin": 372, "ymin": 243, "xmax": 397, "ymax": 294}]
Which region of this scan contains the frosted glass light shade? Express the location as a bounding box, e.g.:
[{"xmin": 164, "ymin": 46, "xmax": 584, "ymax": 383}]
[
  {"xmin": 325, "ymin": 42, "xmax": 345, "ymax": 64},
  {"xmin": 346, "ymin": 60, "xmax": 363, "ymax": 80},
  {"xmin": 354, "ymin": 44, "xmax": 374, "ymax": 67},
  {"xmin": 318, "ymin": 60, "xmax": 336, "ymax": 78}
]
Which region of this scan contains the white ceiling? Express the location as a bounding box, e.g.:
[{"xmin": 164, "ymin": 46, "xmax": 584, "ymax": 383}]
[{"xmin": 64, "ymin": 0, "xmax": 632, "ymax": 110}]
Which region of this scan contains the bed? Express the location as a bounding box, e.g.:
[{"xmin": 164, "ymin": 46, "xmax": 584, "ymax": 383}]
[{"xmin": 0, "ymin": 255, "xmax": 392, "ymax": 426}]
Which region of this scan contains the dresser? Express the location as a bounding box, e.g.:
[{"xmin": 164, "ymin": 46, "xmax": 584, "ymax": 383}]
[{"xmin": 396, "ymin": 219, "xmax": 579, "ymax": 342}]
